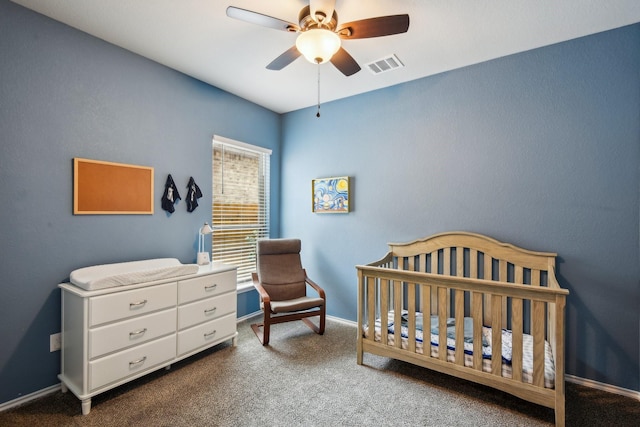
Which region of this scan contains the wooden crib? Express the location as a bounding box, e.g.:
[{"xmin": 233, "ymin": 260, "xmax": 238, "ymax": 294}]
[{"xmin": 356, "ymin": 231, "xmax": 569, "ymax": 426}]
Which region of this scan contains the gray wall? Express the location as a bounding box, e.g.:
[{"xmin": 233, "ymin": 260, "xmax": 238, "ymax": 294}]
[
  {"xmin": 281, "ymin": 25, "xmax": 640, "ymax": 391},
  {"xmin": 0, "ymin": 0, "xmax": 279, "ymax": 404}
]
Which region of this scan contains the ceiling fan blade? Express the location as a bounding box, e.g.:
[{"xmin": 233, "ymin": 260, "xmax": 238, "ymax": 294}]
[
  {"xmin": 266, "ymin": 46, "xmax": 302, "ymax": 70},
  {"xmin": 310, "ymin": 0, "xmax": 335, "ymax": 23},
  {"xmin": 226, "ymin": 6, "xmax": 300, "ymax": 32},
  {"xmin": 337, "ymin": 14, "xmax": 409, "ymax": 39},
  {"xmin": 330, "ymin": 47, "xmax": 361, "ymax": 76}
]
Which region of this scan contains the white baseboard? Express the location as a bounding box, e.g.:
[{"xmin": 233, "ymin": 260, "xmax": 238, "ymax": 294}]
[
  {"xmin": 327, "ymin": 315, "xmax": 357, "ymax": 327},
  {"xmin": 0, "ymin": 383, "xmax": 60, "ymax": 412},
  {"xmin": 566, "ymin": 374, "xmax": 640, "ymax": 401},
  {"xmin": 236, "ymin": 311, "xmax": 262, "ymax": 322}
]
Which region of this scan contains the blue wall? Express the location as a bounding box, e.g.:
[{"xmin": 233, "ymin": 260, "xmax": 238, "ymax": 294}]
[
  {"xmin": 281, "ymin": 25, "xmax": 640, "ymax": 391},
  {"xmin": 1, "ymin": 0, "xmax": 638, "ymax": 406},
  {"xmin": 0, "ymin": 0, "xmax": 279, "ymax": 404}
]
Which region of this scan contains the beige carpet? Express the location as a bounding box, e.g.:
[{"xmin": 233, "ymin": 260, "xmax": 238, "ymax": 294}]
[{"xmin": 1, "ymin": 318, "xmax": 639, "ymax": 426}]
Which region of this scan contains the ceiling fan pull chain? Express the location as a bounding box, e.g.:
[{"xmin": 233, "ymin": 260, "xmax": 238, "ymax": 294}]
[{"xmin": 316, "ymin": 62, "xmax": 321, "ymax": 118}]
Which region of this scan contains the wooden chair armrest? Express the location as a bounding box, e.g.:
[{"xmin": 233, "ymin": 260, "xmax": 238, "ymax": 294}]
[
  {"xmin": 251, "ymin": 272, "xmax": 271, "ymax": 308},
  {"xmin": 303, "ymin": 270, "xmax": 326, "ymax": 299}
]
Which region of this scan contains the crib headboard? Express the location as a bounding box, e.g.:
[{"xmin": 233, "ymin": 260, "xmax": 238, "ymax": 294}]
[
  {"xmin": 365, "ymin": 231, "xmax": 565, "ymax": 341},
  {"xmin": 387, "ymin": 231, "xmax": 557, "ymax": 281}
]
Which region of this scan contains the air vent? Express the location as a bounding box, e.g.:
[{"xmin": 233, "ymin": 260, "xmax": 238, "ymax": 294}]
[{"xmin": 366, "ymin": 54, "xmax": 405, "ymax": 75}]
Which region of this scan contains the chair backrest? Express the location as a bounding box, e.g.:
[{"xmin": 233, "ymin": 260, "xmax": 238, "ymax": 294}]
[{"xmin": 256, "ymin": 238, "xmax": 307, "ymax": 301}]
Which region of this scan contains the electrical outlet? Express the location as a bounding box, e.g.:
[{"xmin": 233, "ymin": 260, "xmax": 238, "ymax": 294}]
[{"xmin": 50, "ymin": 333, "xmax": 61, "ymax": 352}]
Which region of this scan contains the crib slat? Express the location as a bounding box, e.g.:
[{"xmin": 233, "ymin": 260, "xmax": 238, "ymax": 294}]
[
  {"xmin": 438, "ymin": 287, "xmax": 448, "ymax": 361},
  {"xmin": 366, "ymin": 276, "xmax": 376, "ymax": 344},
  {"xmin": 408, "ymin": 283, "xmax": 416, "ymax": 353},
  {"xmin": 418, "ymin": 253, "xmax": 429, "ymax": 314},
  {"xmin": 421, "ymin": 284, "xmax": 431, "ymax": 319},
  {"xmin": 394, "ymin": 281, "xmax": 402, "ymax": 349},
  {"xmin": 499, "ymin": 261, "xmax": 508, "ymax": 329},
  {"xmin": 430, "ymin": 252, "xmax": 438, "ymax": 314},
  {"xmin": 444, "ymin": 247, "xmax": 451, "ymax": 275},
  {"xmin": 491, "ymin": 295, "xmax": 502, "ymax": 376},
  {"xmin": 531, "ymin": 269, "xmax": 541, "ymax": 286},
  {"xmin": 430, "ymin": 250, "xmax": 438, "ymax": 273},
  {"xmin": 456, "ymin": 247, "xmax": 464, "ymax": 277},
  {"xmin": 455, "ymin": 289, "xmax": 465, "ymax": 365},
  {"xmin": 406, "ymin": 256, "xmax": 417, "ymax": 352},
  {"xmin": 469, "ymin": 249, "xmax": 477, "ymax": 318},
  {"xmin": 418, "ymin": 253, "xmax": 427, "ymax": 314},
  {"xmin": 472, "ymin": 291, "xmax": 483, "ymax": 370},
  {"xmin": 515, "ymin": 265, "xmax": 524, "ymax": 285},
  {"xmin": 511, "ymin": 298, "xmax": 523, "ymax": 382},
  {"xmin": 532, "ymin": 300, "xmax": 545, "ymax": 387},
  {"xmin": 530, "ymin": 269, "xmax": 541, "ymax": 335},
  {"xmin": 419, "ymin": 253, "xmax": 427, "ymax": 272},
  {"xmin": 498, "ymin": 260, "xmax": 507, "ymax": 282},
  {"xmin": 380, "ymin": 279, "xmax": 389, "ymax": 346},
  {"xmin": 483, "ymin": 254, "xmax": 492, "ymax": 327},
  {"xmin": 469, "ymin": 249, "xmax": 478, "ymax": 278},
  {"xmin": 443, "ymin": 249, "xmax": 451, "ymax": 317}
]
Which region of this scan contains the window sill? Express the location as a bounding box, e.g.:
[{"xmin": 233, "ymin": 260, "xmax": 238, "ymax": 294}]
[{"xmin": 237, "ymin": 280, "xmax": 256, "ymax": 294}]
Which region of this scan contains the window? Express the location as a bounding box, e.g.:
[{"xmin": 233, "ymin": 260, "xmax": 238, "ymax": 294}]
[{"xmin": 212, "ymin": 136, "xmax": 271, "ymax": 286}]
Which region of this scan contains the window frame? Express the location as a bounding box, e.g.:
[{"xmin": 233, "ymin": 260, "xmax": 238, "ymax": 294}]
[{"xmin": 212, "ymin": 135, "xmax": 271, "ymax": 292}]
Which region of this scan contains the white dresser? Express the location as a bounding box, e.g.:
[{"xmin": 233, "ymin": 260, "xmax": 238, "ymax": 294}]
[{"xmin": 58, "ymin": 262, "xmax": 237, "ymax": 415}]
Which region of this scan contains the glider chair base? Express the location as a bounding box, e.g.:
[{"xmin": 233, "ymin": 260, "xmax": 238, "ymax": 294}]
[{"xmin": 251, "ymin": 308, "xmax": 326, "ymax": 346}]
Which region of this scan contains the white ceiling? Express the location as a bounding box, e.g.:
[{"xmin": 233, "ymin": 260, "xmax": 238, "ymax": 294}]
[{"xmin": 11, "ymin": 0, "xmax": 640, "ymax": 114}]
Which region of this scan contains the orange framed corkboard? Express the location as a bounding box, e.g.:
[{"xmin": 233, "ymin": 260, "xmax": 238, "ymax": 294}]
[{"xmin": 73, "ymin": 158, "xmax": 154, "ymax": 214}]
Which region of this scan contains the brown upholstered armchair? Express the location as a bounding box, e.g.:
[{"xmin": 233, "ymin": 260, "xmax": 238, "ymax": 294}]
[{"xmin": 251, "ymin": 238, "xmax": 326, "ymax": 346}]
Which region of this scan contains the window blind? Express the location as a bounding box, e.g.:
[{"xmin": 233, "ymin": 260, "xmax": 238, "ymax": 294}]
[{"xmin": 212, "ymin": 137, "xmax": 271, "ymax": 285}]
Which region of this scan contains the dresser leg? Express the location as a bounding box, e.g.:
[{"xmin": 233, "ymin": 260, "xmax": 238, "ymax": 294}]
[
  {"xmin": 81, "ymin": 398, "xmax": 91, "ymax": 415},
  {"xmin": 60, "ymin": 382, "xmax": 68, "ymax": 393},
  {"xmin": 232, "ymin": 336, "xmax": 238, "ymax": 347},
  {"xmin": 165, "ymin": 364, "xmax": 171, "ymax": 370}
]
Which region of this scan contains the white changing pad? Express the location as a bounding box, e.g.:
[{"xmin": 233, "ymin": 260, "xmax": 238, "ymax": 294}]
[{"xmin": 70, "ymin": 258, "xmax": 200, "ymax": 291}]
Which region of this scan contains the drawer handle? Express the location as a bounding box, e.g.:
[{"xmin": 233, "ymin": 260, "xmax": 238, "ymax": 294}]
[
  {"xmin": 205, "ymin": 284, "xmax": 217, "ymax": 291},
  {"xmin": 204, "ymin": 307, "xmax": 217, "ymax": 315},
  {"xmin": 129, "ymin": 356, "xmax": 147, "ymax": 367},
  {"xmin": 129, "ymin": 299, "xmax": 148, "ymax": 308},
  {"xmin": 204, "ymin": 330, "xmax": 217, "ymax": 338},
  {"xmin": 129, "ymin": 328, "xmax": 147, "ymax": 337}
]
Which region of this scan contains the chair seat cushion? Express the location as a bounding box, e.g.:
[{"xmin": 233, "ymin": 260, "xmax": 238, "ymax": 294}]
[{"xmin": 268, "ymin": 296, "xmax": 324, "ymax": 314}]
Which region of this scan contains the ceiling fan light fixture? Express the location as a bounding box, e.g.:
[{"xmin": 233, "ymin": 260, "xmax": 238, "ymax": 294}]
[{"xmin": 295, "ymin": 29, "xmax": 341, "ymax": 64}]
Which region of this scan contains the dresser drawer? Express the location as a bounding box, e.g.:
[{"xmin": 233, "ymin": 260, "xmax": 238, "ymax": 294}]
[
  {"xmin": 89, "ymin": 335, "xmax": 176, "ymax": 391},
  {"xmin": 178, "ymin": 270, "xmax": 236, "ymax": 304},
  {"xmin": 89, "ymin": 308, "xmax": 176, "ymax": 359},
  {"xmin": 89, "ymin": 282, "xmax": 177, "ymax": 326},
  {"xmin": 177, "ymin": 313, "xmax": 236, "ymax": 356},
  {"xmin": 177, "ymin": 292, "xmax": 236, "ymax": 330}
]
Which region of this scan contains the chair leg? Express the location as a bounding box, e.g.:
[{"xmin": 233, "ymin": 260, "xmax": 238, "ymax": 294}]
[
  {"xmin": 263, "ymin": 320, "xmax": 270, "ymax": 345},
  {"xmin": 301, "ymin": 313, "xmax": 325, "ymax": 335},
  {"xmin": 251, "ymin": 321, "xmax": 270, "ymax": 346}
]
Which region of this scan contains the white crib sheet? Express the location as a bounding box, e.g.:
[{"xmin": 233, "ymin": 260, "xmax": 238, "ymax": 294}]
[{"xmin": 70, "ymin": 258, "xmax": 200, "ymax": 291}]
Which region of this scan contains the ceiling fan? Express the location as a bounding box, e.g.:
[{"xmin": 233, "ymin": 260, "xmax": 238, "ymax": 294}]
[{"xmin": 226, "ymin": 0, "xmax": 410, "ymax": 76}]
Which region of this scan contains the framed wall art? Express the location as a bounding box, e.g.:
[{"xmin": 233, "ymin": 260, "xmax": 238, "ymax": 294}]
[
  {"xmin": 312, "ymin": 176, "xmax": 350, "ymax": 213},
  {"xmin": 73, "ymin": 158, "xmax": 154, "ymax": 215}
]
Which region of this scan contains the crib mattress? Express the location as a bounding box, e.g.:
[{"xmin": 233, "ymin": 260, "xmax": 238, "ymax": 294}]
[
  {"xmin": 363, "ymin": 311, "xmax": 555, "ymax": 389},
  {"xmin": 70, "ymin": 258, "xmax": 200, "ymax": 291}
]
